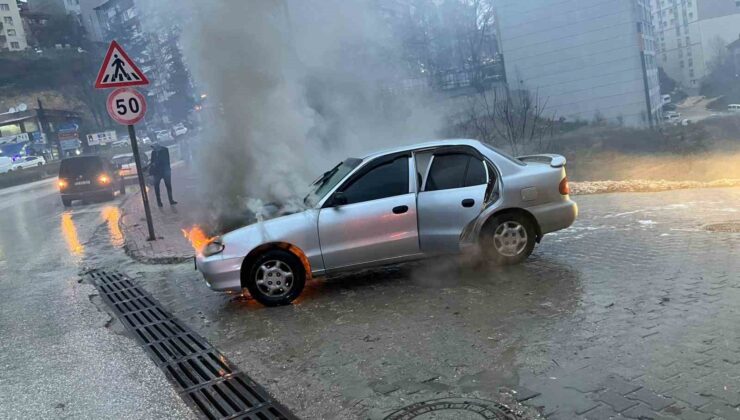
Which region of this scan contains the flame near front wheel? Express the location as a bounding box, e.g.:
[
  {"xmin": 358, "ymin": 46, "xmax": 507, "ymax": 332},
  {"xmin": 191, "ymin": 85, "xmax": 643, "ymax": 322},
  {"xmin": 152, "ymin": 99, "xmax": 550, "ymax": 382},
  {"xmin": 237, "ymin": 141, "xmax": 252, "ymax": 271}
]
[{"xmin": 182, "ymin": 225, "xmax": 214, "ymax": 253}]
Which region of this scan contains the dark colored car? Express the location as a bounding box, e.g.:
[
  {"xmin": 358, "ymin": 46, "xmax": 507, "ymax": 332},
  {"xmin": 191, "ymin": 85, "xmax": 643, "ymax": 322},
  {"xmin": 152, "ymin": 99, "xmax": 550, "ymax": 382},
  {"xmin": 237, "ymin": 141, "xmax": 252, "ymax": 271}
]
[{"xmin": 58, "ymin": 155, "xmax": 125, "ymax": 206}]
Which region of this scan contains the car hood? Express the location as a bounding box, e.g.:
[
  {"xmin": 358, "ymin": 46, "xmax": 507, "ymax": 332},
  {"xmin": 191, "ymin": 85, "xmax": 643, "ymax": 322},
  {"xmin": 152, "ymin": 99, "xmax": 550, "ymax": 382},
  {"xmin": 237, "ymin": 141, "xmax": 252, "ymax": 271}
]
[{"xmin": 220, "ymin": 208, "xmax": 320, "ymax": 260}]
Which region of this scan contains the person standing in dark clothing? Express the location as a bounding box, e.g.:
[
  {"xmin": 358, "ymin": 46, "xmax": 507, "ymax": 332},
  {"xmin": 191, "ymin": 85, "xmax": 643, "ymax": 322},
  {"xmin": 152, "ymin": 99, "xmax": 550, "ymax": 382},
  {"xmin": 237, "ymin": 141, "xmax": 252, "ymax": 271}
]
[{"xmin": 149, "ymin": 143, "xmax": 177, "ymax": 207}]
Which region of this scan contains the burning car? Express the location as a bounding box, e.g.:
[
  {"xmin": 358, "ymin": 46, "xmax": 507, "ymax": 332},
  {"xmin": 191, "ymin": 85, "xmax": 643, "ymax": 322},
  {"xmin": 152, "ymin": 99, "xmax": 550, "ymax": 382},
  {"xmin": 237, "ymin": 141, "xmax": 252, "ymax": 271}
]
[{"xmin": 195, "ymin": 139, "xmax": 577, "ymax": 306}]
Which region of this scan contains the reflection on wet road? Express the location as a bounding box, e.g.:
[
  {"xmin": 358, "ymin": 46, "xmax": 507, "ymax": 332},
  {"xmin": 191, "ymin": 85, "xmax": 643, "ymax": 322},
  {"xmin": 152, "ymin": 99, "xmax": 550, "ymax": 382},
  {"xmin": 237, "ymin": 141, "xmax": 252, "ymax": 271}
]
[
  {"xmin": 101, "ymin": 206, "xmax": 124, "ymax": 248},
  {"xmin": 60, "ymin": 212, "xmax": 84, "ymax": 258},
  {"xmin": 135, "ymin": 188, "xmax": 740, "ymax": 419},
  {"xmin": 0, "ymin": 182, "xmax": 194, "ymax": 419}
]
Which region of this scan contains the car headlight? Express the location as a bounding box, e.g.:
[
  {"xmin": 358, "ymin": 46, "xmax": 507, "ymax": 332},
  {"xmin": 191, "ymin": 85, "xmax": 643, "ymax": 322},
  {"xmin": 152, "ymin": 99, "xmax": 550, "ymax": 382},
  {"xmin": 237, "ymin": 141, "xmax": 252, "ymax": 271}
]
[{"xmin": 202, "ymin": 238, "xmax": 225, "ymax": 257}]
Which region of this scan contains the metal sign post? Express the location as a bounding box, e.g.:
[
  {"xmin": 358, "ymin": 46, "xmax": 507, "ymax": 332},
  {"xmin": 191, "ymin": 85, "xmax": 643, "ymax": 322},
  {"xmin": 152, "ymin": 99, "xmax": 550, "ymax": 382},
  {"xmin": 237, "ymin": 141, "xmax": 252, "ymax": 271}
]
[
  {"xmin": 127, "ymin": 124, "xmax": 156, "ymax": 241},
  {"xmin": 95, "ymin": 40, "xmax": 155, "ymax": 241}
]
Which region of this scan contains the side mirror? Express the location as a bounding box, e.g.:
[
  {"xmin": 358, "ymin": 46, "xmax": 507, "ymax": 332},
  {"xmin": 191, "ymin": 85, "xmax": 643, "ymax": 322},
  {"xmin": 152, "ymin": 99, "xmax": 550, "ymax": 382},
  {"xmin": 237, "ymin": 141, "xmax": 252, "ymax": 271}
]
[{"xmin": 332, "ymin": 192, "xmax": 348, "ymax": 207}]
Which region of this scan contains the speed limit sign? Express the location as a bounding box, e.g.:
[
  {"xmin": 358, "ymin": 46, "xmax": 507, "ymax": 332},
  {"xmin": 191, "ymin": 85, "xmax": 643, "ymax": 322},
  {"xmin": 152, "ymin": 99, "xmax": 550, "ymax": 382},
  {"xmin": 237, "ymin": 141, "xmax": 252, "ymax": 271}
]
[{"xmin": 106, "ymin": 87, "xmax": 147, "ymax": 125}]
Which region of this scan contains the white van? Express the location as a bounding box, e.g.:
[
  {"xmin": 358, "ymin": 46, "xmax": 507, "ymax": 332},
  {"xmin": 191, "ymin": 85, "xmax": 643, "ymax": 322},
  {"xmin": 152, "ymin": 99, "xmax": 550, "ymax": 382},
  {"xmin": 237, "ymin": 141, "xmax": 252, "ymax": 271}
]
[
  {"xmin": 728, "ymin": 104, "xmax": 740, "ymax": 112},
  {"xmin": 0, "ymin": 156, "xmax": 13, "ymax": 174}
]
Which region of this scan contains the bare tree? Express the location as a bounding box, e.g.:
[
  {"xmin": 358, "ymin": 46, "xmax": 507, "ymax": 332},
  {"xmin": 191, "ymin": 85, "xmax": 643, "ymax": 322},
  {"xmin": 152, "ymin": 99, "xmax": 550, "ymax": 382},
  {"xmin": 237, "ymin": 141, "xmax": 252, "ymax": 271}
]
[
  {"xmin": 455, "ymin": 85, "xmax": 556, "ymax": 155},
  {"xmin": 707, "ymin": 35, "xmax": 729, "ymax": 74},
  {"xmin": 396, "ymin": 0, "xmax": 497, "ymax": 84}
]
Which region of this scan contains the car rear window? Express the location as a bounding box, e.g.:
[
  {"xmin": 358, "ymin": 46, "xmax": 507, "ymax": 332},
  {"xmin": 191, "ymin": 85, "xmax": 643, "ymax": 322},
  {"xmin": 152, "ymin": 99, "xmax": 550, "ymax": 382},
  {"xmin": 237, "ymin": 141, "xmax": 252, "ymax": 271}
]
[
  {"xmin": 59, "ymin": 157, "xmax": 105, "ymax": 178},
  {"xmin": 481, "ymin": 143, "xmax": 525, "ymax": 166}
]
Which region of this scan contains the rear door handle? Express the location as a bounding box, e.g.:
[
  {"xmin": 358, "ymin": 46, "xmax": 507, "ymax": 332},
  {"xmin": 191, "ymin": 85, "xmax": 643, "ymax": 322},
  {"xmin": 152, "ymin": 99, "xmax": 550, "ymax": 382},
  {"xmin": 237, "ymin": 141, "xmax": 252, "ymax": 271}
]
[
  {"xmin": 461, "ymin": 198, "xmax": 475, "ymax": 208},
  {"xmin": 392, "ymin": 205, "xmax": 409, "ymax": 214}
]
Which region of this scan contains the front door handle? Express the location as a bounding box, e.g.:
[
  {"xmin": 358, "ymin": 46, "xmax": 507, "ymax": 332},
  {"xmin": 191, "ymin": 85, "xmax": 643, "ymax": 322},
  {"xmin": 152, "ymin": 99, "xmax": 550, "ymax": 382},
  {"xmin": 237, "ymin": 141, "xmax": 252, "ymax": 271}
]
[
  {"xmin": 461, "ymin": 198, "xmax": 475, "ymax": 208},
  {"xmin": 392, "ymin": 205, "xmax": 409, "ymax": 214}
]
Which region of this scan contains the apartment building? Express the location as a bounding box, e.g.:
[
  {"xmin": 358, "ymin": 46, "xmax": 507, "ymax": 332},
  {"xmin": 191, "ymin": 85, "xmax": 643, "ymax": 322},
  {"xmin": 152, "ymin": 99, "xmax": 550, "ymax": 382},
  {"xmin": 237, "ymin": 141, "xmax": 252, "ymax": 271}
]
[
  {"xmin": 1, "ymin": 1, "xmax": 28, "ymax": 51},
  {"xmin": 652, "ymin": 0, "xmax": 740, "ymax": 89},
  {"xmin": 28, "ymin": 0, "xmax": 81, "ymax": 16},
  {"xmin": 495, "ymin": 0, "xmax": 662, "ymax": 127}
]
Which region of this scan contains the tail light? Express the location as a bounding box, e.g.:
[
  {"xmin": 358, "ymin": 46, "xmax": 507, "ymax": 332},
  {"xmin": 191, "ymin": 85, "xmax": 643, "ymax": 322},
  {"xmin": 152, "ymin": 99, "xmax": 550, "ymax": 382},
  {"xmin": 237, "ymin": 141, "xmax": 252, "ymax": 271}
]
[
  {"xmin": 58, "ymin": 179, "xmax": 68, "ymax": 190},
  {"xmin": 98, "ymin": 174, "xmax": 111, "ymax": 185},
  {"xmin": 559, "ymin": 176, "xmax": 570, "ymax": 195}
]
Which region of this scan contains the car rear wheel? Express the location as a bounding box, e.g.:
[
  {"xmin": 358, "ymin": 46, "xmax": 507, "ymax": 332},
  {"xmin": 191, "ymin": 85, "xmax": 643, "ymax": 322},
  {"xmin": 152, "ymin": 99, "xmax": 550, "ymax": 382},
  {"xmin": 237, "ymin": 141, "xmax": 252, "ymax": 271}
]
[
  {"xmin": 245, "ymin": 249, "xmax": 305, "ymax": 307},
  {"xmin": 480, "ymin": 213, "xmax": 536, "ymax": 265},
  {"xmin": 62, "ymin": 197, "xmax": 72, "ymax": 207}
]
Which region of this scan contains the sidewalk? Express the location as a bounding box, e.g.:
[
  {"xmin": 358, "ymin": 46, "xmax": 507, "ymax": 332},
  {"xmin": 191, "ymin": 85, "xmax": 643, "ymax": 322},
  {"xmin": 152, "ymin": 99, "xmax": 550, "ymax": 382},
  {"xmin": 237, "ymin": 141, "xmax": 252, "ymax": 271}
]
[{"xmin": 119, "ymin": 164, "xmax": 199, "ymax": 264}]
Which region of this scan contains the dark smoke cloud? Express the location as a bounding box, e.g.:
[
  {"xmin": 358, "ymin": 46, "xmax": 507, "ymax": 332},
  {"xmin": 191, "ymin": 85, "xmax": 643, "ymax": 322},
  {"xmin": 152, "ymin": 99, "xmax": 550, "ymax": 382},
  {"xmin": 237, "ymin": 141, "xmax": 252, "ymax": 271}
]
[{"xmin": 138, "ymin": 0, "xmax": 447, "ymax": 226}]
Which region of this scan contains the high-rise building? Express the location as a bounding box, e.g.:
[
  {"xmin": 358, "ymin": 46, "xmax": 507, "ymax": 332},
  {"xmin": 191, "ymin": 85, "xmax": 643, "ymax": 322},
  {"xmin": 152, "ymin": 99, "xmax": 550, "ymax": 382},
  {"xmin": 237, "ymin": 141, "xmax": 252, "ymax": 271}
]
[
  {"xmin": 1, "ymin": 1, "xmax": 29, "ymax": 51},
  {"xmin": 651, "ymin": 0, "xmax": 740, "ymax": 90},
  {"xmin": 495, "ymin": 0, "xmax": 662, "ymax": 127},
  {"xmin": 28, "ymin": 0, "xmax": 81, "ymax": 16}
]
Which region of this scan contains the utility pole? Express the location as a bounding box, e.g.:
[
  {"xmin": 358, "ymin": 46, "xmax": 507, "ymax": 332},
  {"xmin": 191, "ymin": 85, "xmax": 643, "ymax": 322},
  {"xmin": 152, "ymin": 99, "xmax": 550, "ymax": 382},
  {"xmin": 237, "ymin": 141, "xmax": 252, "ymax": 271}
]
[{"xmin": 37, "ymin": 98, "xmax": 60, "ymax": 160}]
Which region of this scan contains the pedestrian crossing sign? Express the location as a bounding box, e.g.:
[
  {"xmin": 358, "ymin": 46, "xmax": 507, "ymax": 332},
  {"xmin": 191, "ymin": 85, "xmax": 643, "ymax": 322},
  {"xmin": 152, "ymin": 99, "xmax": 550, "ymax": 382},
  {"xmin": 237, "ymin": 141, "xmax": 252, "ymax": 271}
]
[{"xmin": 94, "ymin": 40, "xmax": 150, "ymax": 89}]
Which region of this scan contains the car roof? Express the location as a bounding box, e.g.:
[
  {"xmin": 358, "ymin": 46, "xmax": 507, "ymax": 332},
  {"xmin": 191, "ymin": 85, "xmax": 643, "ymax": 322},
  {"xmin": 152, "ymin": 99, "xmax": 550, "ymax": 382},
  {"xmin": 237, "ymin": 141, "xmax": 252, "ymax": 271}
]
[
  {"xmin": 112, "ymin": 153, "xmax": 133, "ymax": 159},
  {"xmin": 61, "ymin": 155, "xmax": 105, "ymax": 161},
  {"xmin": 360, "ymin": 139, "xmax": 483, "ymax": 160}
]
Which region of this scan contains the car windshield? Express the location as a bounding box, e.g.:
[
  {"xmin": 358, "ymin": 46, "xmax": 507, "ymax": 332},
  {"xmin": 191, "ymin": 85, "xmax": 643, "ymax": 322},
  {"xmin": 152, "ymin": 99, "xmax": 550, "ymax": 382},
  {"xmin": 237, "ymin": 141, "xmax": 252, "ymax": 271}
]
[
  {"xmin": 112, "ymin": 156, "xmax": 133, "ymax": 165},
  {"xmin": 303, "ymin": 158, "xmax": 361, "ymax": 207}
]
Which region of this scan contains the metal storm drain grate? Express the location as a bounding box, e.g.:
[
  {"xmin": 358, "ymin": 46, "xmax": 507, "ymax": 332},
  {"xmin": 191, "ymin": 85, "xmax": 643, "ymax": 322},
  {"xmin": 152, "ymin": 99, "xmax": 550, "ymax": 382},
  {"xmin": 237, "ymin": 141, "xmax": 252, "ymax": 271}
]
[{"xmin": 87, "ymin": 270, "xmax": 296, "ymax": 420}]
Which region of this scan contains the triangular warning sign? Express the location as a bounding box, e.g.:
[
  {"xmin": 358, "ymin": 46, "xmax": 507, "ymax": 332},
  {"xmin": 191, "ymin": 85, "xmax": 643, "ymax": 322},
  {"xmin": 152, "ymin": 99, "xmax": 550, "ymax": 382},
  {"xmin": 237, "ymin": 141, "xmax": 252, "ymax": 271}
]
[{"xmin": 94, "ymin": 40, "xmax": 150, "ymax": 89}]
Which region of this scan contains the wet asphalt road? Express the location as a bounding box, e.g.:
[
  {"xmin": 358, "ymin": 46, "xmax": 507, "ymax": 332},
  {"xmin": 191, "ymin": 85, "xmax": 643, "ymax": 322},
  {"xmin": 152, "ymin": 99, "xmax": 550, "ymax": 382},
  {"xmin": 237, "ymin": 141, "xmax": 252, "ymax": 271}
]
[
  {"xmin": 2, "ymin": 180, "xmax": 740, "ymax": 419},
  {"xmin": 0, "ymin": 180, "xmax": 195, "ymax": 419}
]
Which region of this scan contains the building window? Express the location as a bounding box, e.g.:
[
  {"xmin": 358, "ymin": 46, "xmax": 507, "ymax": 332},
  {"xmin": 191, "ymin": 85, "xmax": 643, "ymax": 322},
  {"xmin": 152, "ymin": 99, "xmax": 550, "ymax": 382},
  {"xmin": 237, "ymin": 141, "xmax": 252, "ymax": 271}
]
[
  {"xmin": 10, "ymin": 41, "xmax": 19, "ymax": 49},
  {"xmin": 663, "ymin": 54, "xmax": 667, "ymax": 61},
  {"xmin": 3, "ymin": 16, "xmax": 13, "ymax": 25},
  {"xmin": 736, "ymin": 0, "xmax": 740, "ymax": 6},
  {"xmin": 0, "ymin": 4, "xmax": 9, "ymax": 11},
  {"xmin": 6, "ymin": 28, "xmax": 15, "ymax": 36},
  {"xmin": 680, "ymin": 60, "xmax": 685, "ymax": 68}
]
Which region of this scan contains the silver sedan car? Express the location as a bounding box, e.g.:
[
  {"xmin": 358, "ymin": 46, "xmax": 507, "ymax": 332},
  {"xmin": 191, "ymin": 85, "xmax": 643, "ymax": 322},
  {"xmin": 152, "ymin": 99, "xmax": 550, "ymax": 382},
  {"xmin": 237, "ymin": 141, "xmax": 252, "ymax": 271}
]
[{"xmin": 196, "ymin": 139, "xmax": 577, "ymax": 306}]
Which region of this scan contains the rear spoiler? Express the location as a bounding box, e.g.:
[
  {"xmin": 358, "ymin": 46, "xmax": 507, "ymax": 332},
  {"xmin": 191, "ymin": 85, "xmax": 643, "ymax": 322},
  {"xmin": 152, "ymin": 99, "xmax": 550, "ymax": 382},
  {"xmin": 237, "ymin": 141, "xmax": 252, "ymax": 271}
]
[{"xmin": 517, "ymin": 154, "xmax": 566, "ymax": 168}]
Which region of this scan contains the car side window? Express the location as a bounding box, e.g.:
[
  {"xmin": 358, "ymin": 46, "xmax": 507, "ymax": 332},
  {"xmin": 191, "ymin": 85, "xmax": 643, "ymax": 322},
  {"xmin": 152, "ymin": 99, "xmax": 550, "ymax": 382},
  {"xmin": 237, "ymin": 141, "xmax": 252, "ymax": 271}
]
[
  {"xmin": 341, "ymin": 157, "xmax": 408, "ymax": 205},
  {"xmin": 426, "ymin": 153, "xmax": 488, "ymax": 191},
  {"xmin": 464, "ymin": 158, "xmax": 487, "ymax": 187}
]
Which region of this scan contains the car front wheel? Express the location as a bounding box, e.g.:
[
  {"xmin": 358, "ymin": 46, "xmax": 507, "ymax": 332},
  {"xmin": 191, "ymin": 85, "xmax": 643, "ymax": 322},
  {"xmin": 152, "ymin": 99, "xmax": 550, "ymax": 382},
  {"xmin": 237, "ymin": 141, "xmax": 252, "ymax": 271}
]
[
  {"xmin": 245, "ymin": 249, "xmax": 306, "ymax": 307},
  {"xmin": 480, "ymin": 213, "xmax": 536, "ymax": 265}
]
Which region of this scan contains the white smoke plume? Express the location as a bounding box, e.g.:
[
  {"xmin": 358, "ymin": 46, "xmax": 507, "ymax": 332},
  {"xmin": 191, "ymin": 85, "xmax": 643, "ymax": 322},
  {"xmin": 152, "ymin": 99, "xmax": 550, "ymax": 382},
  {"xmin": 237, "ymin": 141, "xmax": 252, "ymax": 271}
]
[{"xmin": 137, "ymin": 0, "xmax": 447, "ymax": 228}]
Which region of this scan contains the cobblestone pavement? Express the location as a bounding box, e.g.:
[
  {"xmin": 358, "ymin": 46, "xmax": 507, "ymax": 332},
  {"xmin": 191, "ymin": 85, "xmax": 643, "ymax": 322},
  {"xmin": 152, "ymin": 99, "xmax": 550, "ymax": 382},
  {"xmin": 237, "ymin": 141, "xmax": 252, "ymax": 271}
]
[
  {"xmin": 106, "ymin": 187, "xmax": 740, "ymax": 419},
  {"xmin": 119, "ymin": 164, "xmax": 197, "ymax": 263}
]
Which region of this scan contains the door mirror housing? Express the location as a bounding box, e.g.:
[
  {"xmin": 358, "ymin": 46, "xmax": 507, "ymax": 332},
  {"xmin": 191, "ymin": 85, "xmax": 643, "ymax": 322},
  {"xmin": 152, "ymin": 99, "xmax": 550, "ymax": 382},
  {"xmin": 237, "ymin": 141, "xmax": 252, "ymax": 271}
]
[{"xmin": 332, "ymin": 192, "xmax": 348, "ymax": 207}]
